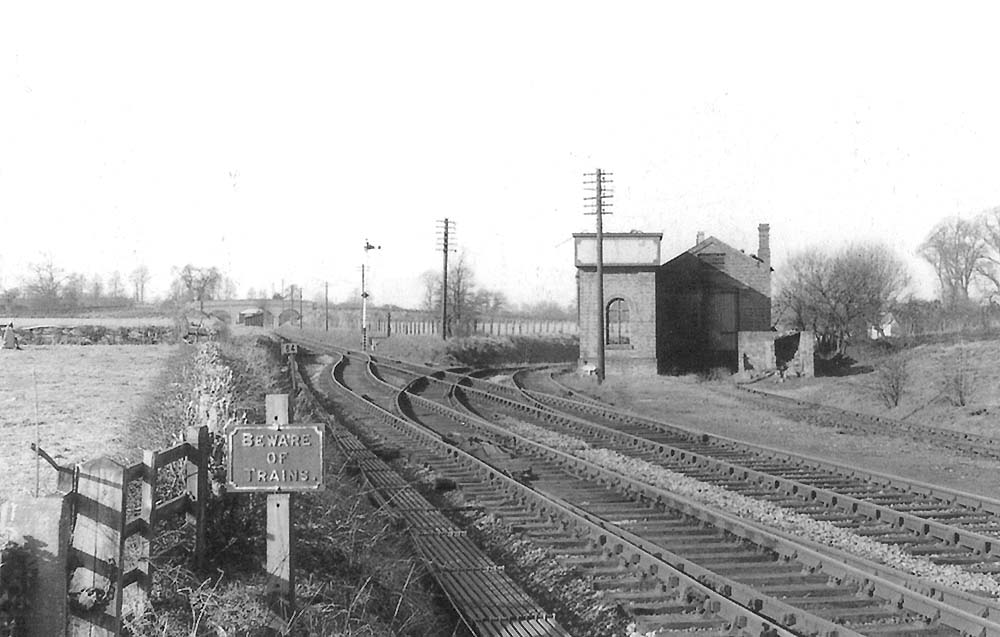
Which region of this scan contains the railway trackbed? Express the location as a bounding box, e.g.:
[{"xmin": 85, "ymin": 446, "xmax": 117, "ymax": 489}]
[
  {"xmin": 279, "ymin": 330, "xmax": 1000, "ymax": 637},
  {"xmin": 728, "ymin": 383, "xmax": 1000, "ymax": 462}
]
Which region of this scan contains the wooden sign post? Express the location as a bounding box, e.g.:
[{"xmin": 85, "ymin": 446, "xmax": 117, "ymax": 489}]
[
  {"xmin": 228, "ymin": 393, "xmax": 323, "ymax": 617},
  {"xmin": 281, "ymin": 343, "xmax": 298, "ymax": 394}
]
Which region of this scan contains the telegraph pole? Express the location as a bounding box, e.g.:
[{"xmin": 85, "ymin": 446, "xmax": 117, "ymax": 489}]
[
  {"xmin": 362, "ymin": 239, "xmax": 380, "ymax": 349},
  {"xmin": 436, "ymin": 218, "xmax": 456, "ymax": 340},
  {"xmin": 584, "ymin": 168, "xmax": 613, "ymax": 383},
  {"xmin": 324, "ymin": 281, "xmax": 329, "ymax": 331}
]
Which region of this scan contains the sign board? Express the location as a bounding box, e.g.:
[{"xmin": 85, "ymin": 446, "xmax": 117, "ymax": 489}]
[
  {"xmin": 228, "ymin": 425, "xmax": 324, "ymax": 492},
  {"xmin": 281, "ymin": 342, "xmax": 298, "ymax": 355}
]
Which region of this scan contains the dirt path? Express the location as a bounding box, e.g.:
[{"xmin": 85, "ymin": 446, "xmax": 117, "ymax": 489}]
[
  {"xmin": 558, "ymin": 372, "xmax": 1000, "ymax": 499},
  {"xmin": 0, "ymin": 344, "xmax": 177, "ymax": 502}
]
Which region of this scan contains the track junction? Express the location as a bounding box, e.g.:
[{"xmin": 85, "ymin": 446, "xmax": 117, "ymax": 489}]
[{"xmin": 278, "ymin": 329, "xmax": 1000, "ymax": 637}]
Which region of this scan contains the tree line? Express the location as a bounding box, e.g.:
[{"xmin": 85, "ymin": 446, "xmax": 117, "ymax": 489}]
[
  {"xmin": 777, "ymin": 207, "xmax": 1000, "ymax": 353},
  {"xmin": 419, "ymin": 252, "xmax": 575, "ymax": 336},
  {"xmin": 0, "ymin": 260, "xmax": 240, "ymax": 315},
  {"xmin": 1, "ymin": 259, "xmax": 153, "ymax": 314},
  {"xmin": 1, "ymin": 254, "xmax": 575, "ymax": 323}
]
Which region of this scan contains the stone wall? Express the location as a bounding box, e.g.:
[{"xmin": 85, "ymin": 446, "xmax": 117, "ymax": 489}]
[
  {"xmin": 737, "ymin": 331, "xmax": 777, "ymax": 374},
  {"xmin": 780, "ymin": 331, "xmax": 814, "ymax": 377},
  {"xmin": 12, "ymin": 325, "xmax": 178, "ymax": 346},
  {"xmin": 737, "ymin": 330, "xmax": 814, "ymax": 378}
]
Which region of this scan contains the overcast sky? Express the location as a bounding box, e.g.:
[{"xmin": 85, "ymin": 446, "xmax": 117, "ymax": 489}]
[{"xmin": 3, "ymin": 2, "xmax": 999, "ymax": 309}]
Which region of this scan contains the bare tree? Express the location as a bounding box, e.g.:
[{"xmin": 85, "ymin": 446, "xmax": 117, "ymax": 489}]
[
  {"xmin": 174, "ymin": 265, "xmax": 222, "ymax": 312},
  {"xmin": 447, "ymin": 252, "xmax": 476, "ymax": 331},
  {"xmin": 837, "ymin": 242, "xmax": 910, "ymax": 337},
  {"xmin": 875, "ymin": 355, "xmax": 908, "ymax": 408},
  {"xmin": 26, "ymin": 258, "xmax": 65, "ymax": 310},
  {"xmin": 518, "ymin": 299, "xmax": 573, "ymax": 319},
  {"xmin": 420, "ymin": 259, "xmax": 508, "ymax": 333},
  {"xmin": 130, "ymin": 265, "xmax": 151, "ymax": 303},
  {"xmin": 221, "ymin": 276, "xmax": 238, "ymax": 300},
  {"xmin": 776, "ymin": 242, "xmax": 909, "ymax": 353},
  {"xmin": 63, "ymin": 273, "xmax": 87, "ymax": 308},
  {"xmin": 89, "ymin": 275, "xmax": 104, "ymax": 302},
  {"xmin": 419, "ymin": 270, "xmax": 440, "ymax": 312},
  {"xmin": 919, "ymin": 217, "xmax": 986, "ymax": 309},
  {"xmin": 1, "ymin": 287, "xmax": 20, "ymax": 314},
  {"xmin": 107, "ymin": 271, "xmax": 124, "ymax": 299},
  {"xmin": 976, "ymin": 207, "xmax": 1000, "ymax": 302}
]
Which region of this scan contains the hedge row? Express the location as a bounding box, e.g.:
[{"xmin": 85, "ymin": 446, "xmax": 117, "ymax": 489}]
[
  {"xmin": 11, "ymin": 325, "xmax": 179, "ymax": 346},
  {"xmin": 442, "ymin": 334, "xmax": 578, "ymax": 367}
]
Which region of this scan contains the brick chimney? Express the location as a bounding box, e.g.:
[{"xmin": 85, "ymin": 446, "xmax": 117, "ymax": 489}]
[
  {"xmin": 696, "ymin": 230, "xmax": 705, "ymax": 245},
  {"xmin": 758, "ymin": 223, "xmax": 770, "ymax": 264}
]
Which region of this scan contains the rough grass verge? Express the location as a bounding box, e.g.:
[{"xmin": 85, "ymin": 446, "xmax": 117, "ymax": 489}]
[{"xmin": 123, "ymin": 335, "xmax": 460, "ymax": 636}]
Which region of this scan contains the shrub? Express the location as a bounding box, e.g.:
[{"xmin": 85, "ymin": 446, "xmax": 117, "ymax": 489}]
[
  {"xmin": 875, "ymin": 355, "xmax": 908, "ymax": 408},
  {"xmin": 444, "ymin": 335, "xmax": 578, "ymax": 367},
  {"xmin": 0, "ymin": 530, "xmax": 33, "ymax": 637},
  {"xmin": 942, "ymin": 344, "xmax": 976, "ymax": 407}
]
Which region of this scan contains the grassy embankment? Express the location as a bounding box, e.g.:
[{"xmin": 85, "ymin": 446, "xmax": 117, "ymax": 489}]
[
  {"xmin": 122, "ymin": 335, "xmax": 463, "ymax": 636},
  {"xmin": 770, "ymin": 335, "xmax": 1000, "ymax": 436}
]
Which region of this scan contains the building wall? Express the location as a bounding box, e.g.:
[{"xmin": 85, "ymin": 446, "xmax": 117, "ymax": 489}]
[
  {"xmin": 577, "ymin": 266, "xmax": 657, "ymax": 374},
  {"xmin": 737, "ymin": 331, "xmax": 777, "ymax": 374},
  {"xmin": 737, "ymin": 330, "xmax": 815, "ymax": 378},
  {"xmin": 657, "ymin": 244, "xmax": 772, "ymax": 371}
]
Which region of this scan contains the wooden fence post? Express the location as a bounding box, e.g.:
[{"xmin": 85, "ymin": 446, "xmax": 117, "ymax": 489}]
[
  {"xmin": 185, "ymin": 426, "xmax": 209, "ymax": 571},
  {"xmin": 68, "ymin": 457, "xmax": 127, "ymax": 636},
  {"xmin": 264, "ymin": 394, "xmax": 294, "ymax": 616},
  {"xmin": 137, "ymin": 450, "xmax": 158, "ymax": 596}
]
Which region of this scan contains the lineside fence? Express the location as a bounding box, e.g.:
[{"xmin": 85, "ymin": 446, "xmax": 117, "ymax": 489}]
[
  {"xmin": 379, "ymin": 317, "xmax": 577, "ymax": 337},
  {"xmin": 35, "ymin": 426, "xmax": 210, "ymax": 636}
]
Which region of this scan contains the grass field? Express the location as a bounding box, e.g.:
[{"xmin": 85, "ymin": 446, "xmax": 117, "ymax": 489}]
[{"xmin": 0, "ymin": 344, "xmax": 177, "ymax": 502}]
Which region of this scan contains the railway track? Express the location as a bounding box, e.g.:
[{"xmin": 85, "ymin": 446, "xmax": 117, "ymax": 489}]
[
  {"xmin": 730, "ymin": 382, "xmax": 1000, "ymax": 461},
  {"xmin": 511, "ymin": 368, "xmax": 1000, "ymax": 556},
  {"xmin": 280, "ymin": 331, "xmax": 1000, "ymax": 637},
  {"xmin": 296, "ymin": 351, "xmax": 572, "ymax": 637},
  {"xmin": 500, "ymin": 370, "xmax": 1000, "ymax": 602}
]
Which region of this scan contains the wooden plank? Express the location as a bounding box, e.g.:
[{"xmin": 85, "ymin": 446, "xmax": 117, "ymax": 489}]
[
  {"xmin": 265, "ymin": 394, "xmax": 294, "ymax": 617},
  {"xmin": 154, "ymin": 442, "xmax": 191, "ymax": 467},
  {"xmin": 156, "ymin": 493, "xmax": 191, "ymax": 519},
  {"xmin": 134, "ymin": 449, "xmax": 157, "ymax": 595},
  {"xmin": 68, "ymin": 457, "xmax": 127, "ymax": 636},
  {"xmin": 185, "ymin": 426, "xmax": 208, "ymax": 571},
  {"xmin": 265, "ymin": 493, "xmax": 294, "ymax": 615},
  {"xmin": 123, "ymin": 462, "xmax": 145, "ymax": 482},
  {"xmin": 265, "ymin": 394, "xmax": 289, "ymax": 428}
]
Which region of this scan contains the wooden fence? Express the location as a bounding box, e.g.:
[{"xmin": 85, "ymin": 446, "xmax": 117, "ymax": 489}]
[
  {"xmin": 38, "ymin": 426, "xmax": 210, "ymax": 636},
  {"xmin": 373, "ymin": 318, "xmax": 578, "ymax": 338}
]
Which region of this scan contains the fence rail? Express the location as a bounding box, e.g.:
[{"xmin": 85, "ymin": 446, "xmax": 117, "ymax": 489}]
[
  {"xmin": 37, "ymin": 425, "xmax": 210, "ymax": 636},
  {"xmin": 373, "ymin": 318, "xmax": 578, "ymax": 338}
]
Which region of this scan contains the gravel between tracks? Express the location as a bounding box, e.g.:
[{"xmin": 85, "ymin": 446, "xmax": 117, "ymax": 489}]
[{"xmin": 556, "ymin": 372, "xmax": 1000, "ymax": 500}]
